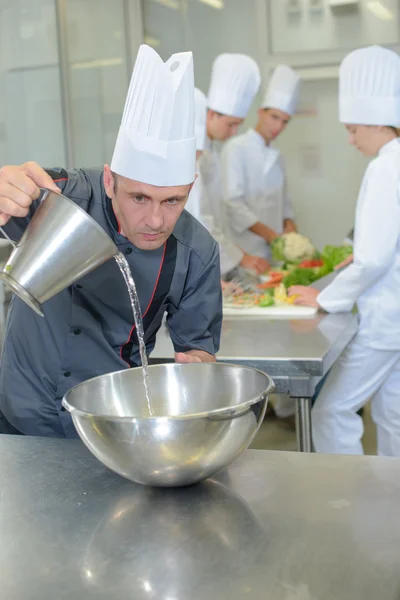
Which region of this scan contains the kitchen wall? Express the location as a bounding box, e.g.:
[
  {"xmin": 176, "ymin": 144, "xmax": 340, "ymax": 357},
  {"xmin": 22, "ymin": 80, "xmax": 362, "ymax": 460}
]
[
  {"xmin": 0, "ymin": 0, "xmax": 65, "ymax": 166},
  {"xmin": 0, "ymin": 0, "xmax": 142, "ymax": 168},
  {"xmin": 0, "ymin": 0, "xmax": 398, "ymax": 248},
  {"xmin": 143, "ymin": 0, "xmax": 399, "ymax": 248},
  {"xmin": 266, "ymin": 0, "xmax": 399, "ymax": 247}
]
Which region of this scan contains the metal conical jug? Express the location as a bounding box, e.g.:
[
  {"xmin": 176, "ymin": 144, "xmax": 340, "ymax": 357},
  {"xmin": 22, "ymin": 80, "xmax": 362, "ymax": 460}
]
[{"xmin": 0, "ymin": 189, "xmax": 118, "ymax": 316}]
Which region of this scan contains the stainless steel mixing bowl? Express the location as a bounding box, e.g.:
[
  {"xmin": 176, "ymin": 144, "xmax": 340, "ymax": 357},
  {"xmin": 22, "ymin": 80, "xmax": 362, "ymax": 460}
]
[{"xmin": 62, "ymin": 363, "xmax": 274, "ymax": 487}]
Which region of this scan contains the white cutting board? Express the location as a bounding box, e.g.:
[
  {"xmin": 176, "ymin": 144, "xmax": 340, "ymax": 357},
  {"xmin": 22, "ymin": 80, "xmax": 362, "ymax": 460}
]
[{"xmin": 223, "ymin": 304, "xmax": 318, "ymax": 319}]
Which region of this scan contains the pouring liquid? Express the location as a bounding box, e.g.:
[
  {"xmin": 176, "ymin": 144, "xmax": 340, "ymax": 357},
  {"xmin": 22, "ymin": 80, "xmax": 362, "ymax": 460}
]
[{"xmin": 115, "ymin": 252, "xmax": 153, "ymax": 416}]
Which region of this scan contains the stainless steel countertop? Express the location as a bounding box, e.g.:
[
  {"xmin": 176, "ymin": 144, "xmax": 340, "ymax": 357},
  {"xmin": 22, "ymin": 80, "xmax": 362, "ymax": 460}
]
[
  {"xmin": 1, "ymin": 436, "xmax": 400, "ymax": 600},
  {"xmin": 153, "ymin": 313, "xmax": 358, "ymax": 395}
]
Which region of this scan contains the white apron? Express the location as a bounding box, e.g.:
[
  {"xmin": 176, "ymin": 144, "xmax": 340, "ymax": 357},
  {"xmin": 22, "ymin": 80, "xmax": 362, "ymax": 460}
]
[
  {"xmin": 186, "ymin": 154, "xmax": 243, "ymax": 276},
  {"xmin": 221, "ymin": 129, "xmax": 293, "ymax": 259}
]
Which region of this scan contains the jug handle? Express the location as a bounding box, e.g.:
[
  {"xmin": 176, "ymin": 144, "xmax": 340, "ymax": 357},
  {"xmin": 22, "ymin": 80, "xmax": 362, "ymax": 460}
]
[{"xmin": 0, "ymin": 188, "xmax": 54, "ymax": 247}]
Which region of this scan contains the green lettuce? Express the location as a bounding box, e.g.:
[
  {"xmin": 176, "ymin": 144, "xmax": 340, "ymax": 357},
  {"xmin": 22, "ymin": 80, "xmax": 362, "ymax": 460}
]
[{"xmin": 321, "ymin": 245, "xmax": 352, "ymax": 270}]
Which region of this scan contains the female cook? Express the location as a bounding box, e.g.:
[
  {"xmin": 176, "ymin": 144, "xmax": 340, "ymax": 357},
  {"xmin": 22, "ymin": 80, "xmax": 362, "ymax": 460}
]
[{"xmin": 289, "ymin": 45, "xmax": 400, "ymax": 456}]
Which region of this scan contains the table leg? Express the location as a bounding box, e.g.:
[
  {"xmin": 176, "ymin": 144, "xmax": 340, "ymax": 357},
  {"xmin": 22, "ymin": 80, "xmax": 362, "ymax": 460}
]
[{"xmin": 295, "ymin": 397, "xmax": 312, "ymax": 453}]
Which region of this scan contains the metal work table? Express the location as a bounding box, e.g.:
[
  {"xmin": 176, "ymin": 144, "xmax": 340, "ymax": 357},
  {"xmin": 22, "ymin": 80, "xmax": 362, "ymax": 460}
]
[
  {"xmin": 153, "ymin": 313, "xmax": 358, "ymax": 452},
  {"xmin": 1, "ymin": 436, "xmax": 400, "ymax": 600}
]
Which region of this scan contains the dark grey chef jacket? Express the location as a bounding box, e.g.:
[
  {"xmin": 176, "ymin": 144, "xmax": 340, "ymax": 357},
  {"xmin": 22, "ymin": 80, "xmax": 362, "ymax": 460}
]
[{"xmin": 0, "ymin": 168, "xmax": 222, "ymax": 438}]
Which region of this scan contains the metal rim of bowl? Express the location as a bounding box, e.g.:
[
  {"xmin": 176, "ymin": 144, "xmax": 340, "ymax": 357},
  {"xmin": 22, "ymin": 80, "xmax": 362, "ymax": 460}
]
[{"xmin": 62, "ymin": 362, "xmax": 275, "ymax": 422}]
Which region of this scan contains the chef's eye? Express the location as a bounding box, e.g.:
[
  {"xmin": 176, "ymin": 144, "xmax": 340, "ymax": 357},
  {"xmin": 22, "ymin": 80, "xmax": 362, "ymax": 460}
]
[
  {"xmin": 166, "ymin": 198, "xmax": 178, "ymax": 205},
  {"xmin": 134, "ymin": 195, "xmax": 146, "ymax": 203}
]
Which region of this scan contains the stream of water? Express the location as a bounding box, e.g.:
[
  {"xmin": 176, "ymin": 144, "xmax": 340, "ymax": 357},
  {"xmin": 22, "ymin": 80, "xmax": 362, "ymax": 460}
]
[{"xmin": 115, "ymin": 252, "xmax": 153, "ymax": 416}]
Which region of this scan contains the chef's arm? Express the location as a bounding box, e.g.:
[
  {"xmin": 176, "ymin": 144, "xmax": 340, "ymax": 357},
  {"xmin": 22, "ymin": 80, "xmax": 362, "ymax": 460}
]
[
  {"xmin": 318, "ymin": 161, "xmax": 400, "ymax": 313},
  {"xmin": 249, "ymin": 221, "xmax": 279, "ymax": 243},
  {"xmin": 168, "ymin": 243, "xmax": 222, "ymax": 360}
]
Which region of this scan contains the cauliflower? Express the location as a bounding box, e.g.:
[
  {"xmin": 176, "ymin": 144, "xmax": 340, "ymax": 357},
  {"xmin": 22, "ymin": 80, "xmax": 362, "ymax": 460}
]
[{"xmin": 271, "ymin": 232, "xmax": 316, "ymax": 264}]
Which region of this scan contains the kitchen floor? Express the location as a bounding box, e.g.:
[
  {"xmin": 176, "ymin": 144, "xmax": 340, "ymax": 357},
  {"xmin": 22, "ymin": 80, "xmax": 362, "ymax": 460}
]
[{"xmin": 251, "ymin": 396, "xmax": 377, "ymax": 454}]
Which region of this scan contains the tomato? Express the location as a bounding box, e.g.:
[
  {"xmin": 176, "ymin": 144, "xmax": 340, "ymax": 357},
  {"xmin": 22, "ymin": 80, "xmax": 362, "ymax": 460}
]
[
  {"xmin": 299, "ymin": 259, "xmax": 324, "ymax": 268},
  {"xmin": 269, "ymin": 271, "xmax": 284, "ymax": 279},
  {"xmin": 258, "ymin": 281, "xmax": 280, "ymax": 290}
]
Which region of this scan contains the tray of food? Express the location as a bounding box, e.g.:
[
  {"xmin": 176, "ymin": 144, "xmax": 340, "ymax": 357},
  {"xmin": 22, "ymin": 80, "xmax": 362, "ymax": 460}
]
[{"xmin": 223, "ymin": 233, "xmax": 352, "ymax": 319}]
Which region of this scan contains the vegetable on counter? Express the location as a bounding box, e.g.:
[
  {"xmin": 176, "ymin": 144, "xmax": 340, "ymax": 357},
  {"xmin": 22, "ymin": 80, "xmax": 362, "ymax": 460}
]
[
  {"xmin": 283, "ymin": 267, "xmax": 320, "ymax": 288},
  {"xmin": 224, "ymin": 242, "xmax": 353, "ymax": 308},
  {"xmin": 258, "ymin": 270, "xmax": 285, "ymax": 289},
  {"xmin": 258, "ymin": 294, "xmax": 275, "ymax": 307},
  {"xmin": 321, "ymin": 244, "xmax": 353, "ymax": 270},
  {"xmin": 271, "ymin": 232, "xmax": 317, "ymax": 264},
  {"xmin": 274, "ymin": 283, "xmax": 297, "ymax": 304},
  {"xmin": 299, "ymin": 259, "xmax": 324, "ymax": 268}
]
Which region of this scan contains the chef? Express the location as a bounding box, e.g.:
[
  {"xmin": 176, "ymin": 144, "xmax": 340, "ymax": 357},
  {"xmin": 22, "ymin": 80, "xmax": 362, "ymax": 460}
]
[
  {"xmin": 185, "ymin": 88, "xmax": 208, "ymax": 223},
  {"xmin": 0, "ymin": 45, "xmax": 222, "ymax": 438},
  {"xmin": 290, "ymin": 45, "xmax": 400, "ymax": 456},
  {"xmin": 185, "ymin": 88, "xmax": 237, "ymax": 292},
  {"xmin": 221, "ymin": 65, "xmax": 301, "ymax": 259},
  {"xmin": 197, "ymin": 53, "xmax": 270, "ymax": 277}
]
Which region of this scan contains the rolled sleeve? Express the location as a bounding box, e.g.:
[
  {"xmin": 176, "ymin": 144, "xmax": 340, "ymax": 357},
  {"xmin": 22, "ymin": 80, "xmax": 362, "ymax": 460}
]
[
  {"xmin": 167, "ymin": 244, "xmax": 222, "ymax": 355},
  {"xmin": 221, "ymin": 142, "xmax": 259, "ymax": 234}
]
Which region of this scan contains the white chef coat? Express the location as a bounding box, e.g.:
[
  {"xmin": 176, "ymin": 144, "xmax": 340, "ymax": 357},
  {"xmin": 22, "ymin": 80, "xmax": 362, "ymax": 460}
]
[
  {"xmin": 194, "ymin": 143, "xmax": 244, "ymax": 276},
  {"xmin": 318, "ymin": 138, "xmax": 400, "ymax": 350},
  {"xmin": 221, "ymin": 128, "xmax": 294, "ymax": 259},
  {"xmin": 313, "ymin": 138, "xmax": 400, "ymax": 456}
]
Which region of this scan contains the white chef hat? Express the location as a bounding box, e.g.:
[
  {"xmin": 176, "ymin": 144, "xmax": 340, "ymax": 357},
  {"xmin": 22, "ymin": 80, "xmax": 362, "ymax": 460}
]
[
  {"xmin": 207, "ymin": 53, "xmax": 261, "ymax": 119},
  {"xmin": 339, "ymin": 45, "xmax": 400, "ymax": 127},
  {"xmin": 261, "ymin": 65, "xmax": 301, "ymax": 116},
  {"xmin": 111, "ymin": 45, "xmax": 196, "ymax": 187},
  {"xmin": 194, "ymin": 88, "xmax": 207, "ymax": 151}
]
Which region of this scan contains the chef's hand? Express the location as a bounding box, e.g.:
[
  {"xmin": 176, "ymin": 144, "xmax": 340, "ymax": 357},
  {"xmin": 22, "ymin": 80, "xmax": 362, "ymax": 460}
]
[
  {"xmin": 0, "ymin": 162, "xmax": 60, "ymax": 226},
  {"xmin": 335, "ymin": 254, "xmax": 353, "ymax": 270},
  {"xmin": 283, "ymin": 219, "xmax": 297, "ymax": 234},
  {"xmin": 240, "ymin": 254, "xmax": 270, "ymax": 275},
  {"xmin": 175, "ymin": 351, "xmax": 216, "ymax": 364},
  {"xmin": 288, "ymin": 285, "xmax": 320, "ymax": 308},
  {"xmin": 221, "ymin": 280, "xmax": 243, "ymax": 295}
]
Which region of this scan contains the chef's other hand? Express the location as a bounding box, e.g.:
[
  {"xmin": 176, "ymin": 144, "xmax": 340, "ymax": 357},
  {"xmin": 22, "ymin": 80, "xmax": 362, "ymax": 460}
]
[
  {"xmin": 0, "ymin": 162, "xmax": 61, "ymax": 226},
  {"xmin": 288, "ymin": 285, "xmax": 320, "ymax": 308},
  {"xmin": 175, "ymin": 351, "xmax": 216, "ymax": 364},
  {"xmin": 283, "ymin": 219, "xmax": 297, "ymax": 234},
  {"xmin": 221, "ymin": 280, "xmax": 243, "ymax": 295},
  {"xmin": 240, "ymin": 254, "xmax": 270, "ymax": 275},
  {"xmin": 335, "ymin": 254, "xmax": 353, "ymax": 270}
]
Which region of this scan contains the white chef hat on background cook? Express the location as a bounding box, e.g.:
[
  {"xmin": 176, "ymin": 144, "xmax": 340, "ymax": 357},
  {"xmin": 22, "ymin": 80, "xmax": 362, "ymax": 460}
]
[
  {"xmin": 261, "ymin": 64, "xmax": 301, "ymax": 116},
  {"xmin": 339, "ymin": 45, "xmax": 400, "ymax": 127},
  {"xmin": 207, "ymin": 53, "xmax": 261, "ymax": 119},
  {"xmin": 194, "ymin": 88, "xmax": 207, "ymax": 151},
  {"xmin": 111, "ymin": 44, "xmax": 196, "ymax": 187}
]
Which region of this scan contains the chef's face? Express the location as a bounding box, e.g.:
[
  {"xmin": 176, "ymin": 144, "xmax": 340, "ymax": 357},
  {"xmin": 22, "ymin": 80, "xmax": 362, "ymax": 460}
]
[
  {"xmin": 345, "ymin": 124, "xmax": 396, "ymax": 156},
  {"xmin": 103, "ymin": 166, "xmax": 193, "ymax": 250},
  {"xmin": 346, "ymin": 124, "xmax": 378, "ymax": 156},
  {"xmin": 257, "ymin": 108, "xmax": 290, "ymax": 142},
  {"xmin": 206, "ymin": 110, "xmax": 243, "ymax": 141}
]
